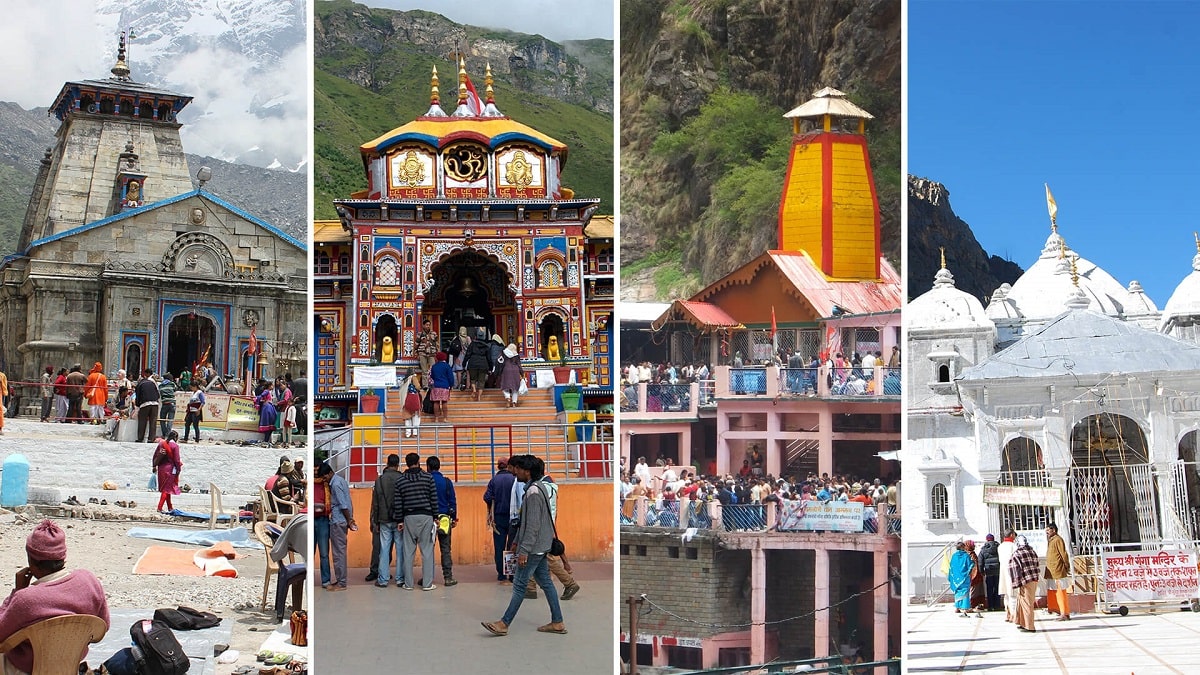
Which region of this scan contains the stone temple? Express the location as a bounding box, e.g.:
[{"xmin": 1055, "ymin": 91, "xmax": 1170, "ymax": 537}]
[
  {"xmin": 906, "ymin": 192, "xmax": 1200, "ymax": 610},
  {"xmin": 0, "ymin": 34, "xmax": 306, "ymax": 384}
]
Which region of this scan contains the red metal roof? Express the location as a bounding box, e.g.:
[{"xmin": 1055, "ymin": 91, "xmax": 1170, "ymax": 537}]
[
  {"xmin": 769, "ymin": 251, "xmax": 902, "ymax": 316},
  {"xmin": 690, "ymin": 250, "xmax": 901, "ymax": 318},
  {"xmin": 652, "ymin": 300, "xmax": 744, "ymax": 331}
]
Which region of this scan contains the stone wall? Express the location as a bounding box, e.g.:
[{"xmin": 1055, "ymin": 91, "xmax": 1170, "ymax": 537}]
[{"xmin": 619, "ymin": 528, "xmax": 751, "ymax": 639}]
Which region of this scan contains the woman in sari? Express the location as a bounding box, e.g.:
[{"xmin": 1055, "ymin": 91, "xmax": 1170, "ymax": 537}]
[
  {"xmin": 966, "ymin": 539, "xmax": 987, "ymax": 611},
  {"xmin": 947, "ymin": 541, "xmax": 975, "ymax": 616}
]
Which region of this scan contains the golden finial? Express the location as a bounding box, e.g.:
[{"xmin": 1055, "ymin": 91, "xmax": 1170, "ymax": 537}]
[
  {"xmin": 430, "ymin": 65, "xmax": 440, "ymax": 105},
  {"xmin": 1070, "ymin": 254, "xmax": 1080, "ymax": 287},
  {"xmin": 485, "ymin": 63, "xmax": 495, "ymax": 104},
  {"xmin": 111, "ymin": 30, "xmax": 131, "ymax": 80},
  {"xmin": 458, "ymin": 80, "xmax": 468, "ymax": 105},
  {"xmin": 939, "ymin": 246, "xmax": 946, "ymax": 270},
  {"xmin": 458, "ymin": 56, "xmax": 467, "ymax": 84},
  {"xmin": 1194, "ymin": 231, "xmax": 1199, "ymax": 255}
]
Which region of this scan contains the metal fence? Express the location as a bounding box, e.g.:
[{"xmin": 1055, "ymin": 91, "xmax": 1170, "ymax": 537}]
[
  {"xmin": 321, "ymin": 421, "xmax": 614, "ymax": 486},
  {"xmin": 621, "ymin": 497, "xmax": 900, "ymax": 536}
]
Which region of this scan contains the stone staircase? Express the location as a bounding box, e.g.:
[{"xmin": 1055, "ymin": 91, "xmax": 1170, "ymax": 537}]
[{"xmin": 380, "ymin": 386, "xmax": 575, "ymax": 483}]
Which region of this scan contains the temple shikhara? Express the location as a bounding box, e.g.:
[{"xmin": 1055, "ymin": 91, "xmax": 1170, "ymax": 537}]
[
  {"xmin": 0, "ymin": 33, "xmax": 307, "ymax": 383},
  {"xmin": 620, "ymin": 87, "xmax": 901, "ymax": 669}
]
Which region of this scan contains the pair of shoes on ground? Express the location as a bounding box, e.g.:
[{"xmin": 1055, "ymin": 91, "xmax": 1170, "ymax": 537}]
[
  {"xmin": 1017, "ymin": 626, "xmax": 1035, "ymax": 633},
  {"xmin": 481, "ymin": 621, "xmax": 567, "ymax": 636},
  {"xmin": 1055, "ymin": 614, "xmax": 1071, "ymax": 621}
]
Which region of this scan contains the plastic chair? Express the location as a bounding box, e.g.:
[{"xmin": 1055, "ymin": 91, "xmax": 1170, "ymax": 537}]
[
  {"xmin": 258, "ymin": 487, "xmax": 299, "ymax": 527},
  {"xmin": 209, "ymin": 483, "xmax": 240, "ymax": 529},
  {"xmin": 0, "ymin": 614, "xmax": 107, "ymax": 675},
  {"xmin": 254, "ymin": 522, "xmax": 304, "ymax": 621}
]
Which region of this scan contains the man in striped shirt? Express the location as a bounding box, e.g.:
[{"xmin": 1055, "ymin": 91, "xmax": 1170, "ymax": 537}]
[{"xmin": 393, "ymin": 452, "xmax": 438, "ymax": 591}]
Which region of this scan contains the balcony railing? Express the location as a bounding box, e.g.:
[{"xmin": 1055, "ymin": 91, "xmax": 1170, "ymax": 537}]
[
  {"xmin": 721, "ymin": 365, "xmax": 901, "ymax": 399},
  {"xmin": 621, "ymin": 495, "xmax": 901, "ymax": 536}
]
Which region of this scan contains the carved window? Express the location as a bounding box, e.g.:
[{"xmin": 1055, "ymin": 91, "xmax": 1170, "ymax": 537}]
[
  {"xmin": 931, "ymin": 483, "xmax": 949, "ymax": 520},
  {"xmin": 316, "ymin": 252, "xmax": 331, "ymax": 275},
  {"xmin": 538, "ymin": 261, "xmax": 563, "ymax": 289},
  {"xmin": 938, "ymin": 364, "xmax": 951, "ymax": 383},
  {"xmin": 375, "ymin": 256, "xmax": 400, "ymax": 286},
  {"xmin": 339, "ymin": 254, "xmax": 350, "ymax": 274},
  {"xmin": 158, "ymin": 103, "xmax": 172, "ymax": 120}
]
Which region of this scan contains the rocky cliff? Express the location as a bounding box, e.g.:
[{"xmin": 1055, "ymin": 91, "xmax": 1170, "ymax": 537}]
[
  {"xmin": 315, "ymin": 0, "xmax": 612, "ymax": 113},
  {"xmin": 908, "ymin": 176, "xmax": 1023, "ymax": 303},
  {"xmin": 621, "ymin": 0, "xmax": 900, "ymax": 301},
  {"xmin": 313, "ymin": 0, "xmax": 614, "ymax": 220}
]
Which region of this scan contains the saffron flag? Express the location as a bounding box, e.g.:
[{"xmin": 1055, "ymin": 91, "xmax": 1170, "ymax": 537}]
[
  {"xmin": 826, "ymin": 323, "xmax": 842, "ymax": 358},
  {"xmin": 248, "ymin": 326, "xmax": 257, "ymax": 356},
  {"xmin": 770, "ymin": 306, "xmax": 778, "ymax": 339},
  {"xmin": 1045, "ymin": 183, "xmax": 1057, "ymax": 224}
]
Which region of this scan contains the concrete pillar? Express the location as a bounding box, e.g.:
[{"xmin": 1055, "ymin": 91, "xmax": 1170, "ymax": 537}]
[
  {"xmin": 637, "ymin": 382, "xmax": 647, "ymax": 413},
  {"xmin": 814, "ymin": 548, "xmax": 830, "ymax": 657},
  {"xmin": 679, "ymin": 427, "xmax": 692, "ymax": 473},
  {"xmin": 874, "ymin": 549, "xmax": 889, "ymax": 664},
  {"xmin": 766, "ymin": 407, "xmax": 782, "ymax": 477},
  {"xmin": 716, "ymin": 407, "xmax": 731, "ymax": 476},
  {"xmin": 751, "ymin": 544, "xmax": 767, "ymax": 664},
  {"xmin": 818, "ymin": 407, "xmax": 834, "ymax": 477}
]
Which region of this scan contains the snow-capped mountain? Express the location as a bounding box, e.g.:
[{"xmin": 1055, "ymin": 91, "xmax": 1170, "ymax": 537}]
[{"xmin": 90, "ymin": 0, "xmax": 307, "ymax": 169}]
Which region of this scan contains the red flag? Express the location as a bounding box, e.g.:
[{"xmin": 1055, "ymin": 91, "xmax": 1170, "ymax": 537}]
[
  {"xmin": 248, "ymin": 326, "xmax": 258, "ymax": 356},
  {"xmin": 463, "ymin": 74, "xmax": 483, "ymax": 116},
  {"xmin": 770, "ymin": 306, "xmax": 778, "ymax": 339}
]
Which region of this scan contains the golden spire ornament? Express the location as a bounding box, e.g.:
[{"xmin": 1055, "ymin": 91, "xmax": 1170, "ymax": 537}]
[
  {"xmin": 430, "ymin": 65, "xmax": 440, "ymax": 105},
  {"xmin": 485, "ymin": 63, "xmax": 495, "ymax": 104},
  {"xmin": 939, "ymin": 246, "xmax": 946, "ymax": 270}
]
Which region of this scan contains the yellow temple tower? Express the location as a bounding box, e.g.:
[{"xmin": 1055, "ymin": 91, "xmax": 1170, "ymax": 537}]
[{"xmin": 777, "ymin": 87, "xmax": 880, "ymax": 280}]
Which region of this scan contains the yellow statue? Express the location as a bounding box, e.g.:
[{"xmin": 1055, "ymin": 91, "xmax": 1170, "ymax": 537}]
[
  {"xmin": 546, "ymin": 335, "xmax": 561, "ymax": 361},
  {"xmin": 381, "ymin": 336, "xmax": 395, "ymax": 363},
  {"xmin": 505, "ymin": 150, "xmax": 533, "ymax": 187}
]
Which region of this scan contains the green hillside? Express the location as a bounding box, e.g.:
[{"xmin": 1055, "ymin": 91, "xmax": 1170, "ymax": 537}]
[{"xmin": 314, "ymin": 2, "xmax": 614, "ymax": 220}]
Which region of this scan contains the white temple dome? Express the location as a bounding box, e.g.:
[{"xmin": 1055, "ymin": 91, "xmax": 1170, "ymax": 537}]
[
  {"xmin": 1161, "ymin": 251, "xmax": 1200, "ymax": 328},
  {"xmin": 908, "ymin": 265, "xmax": 993, "ymax": 330},
  {"xmin": 1003, "ymin": 232, "xmax": 1138, "ymax": 320}
]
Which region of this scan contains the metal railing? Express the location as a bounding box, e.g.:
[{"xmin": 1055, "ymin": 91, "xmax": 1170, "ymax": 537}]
[
  {"xmin": 322, "ymin": 420, "xmax": 614, "ymax": 485},
  {"xmin": 720, "ymin": 366, "xmax": 901, "ymax": 399},
  {"xmin": 621, "ymin": 496, "xmax": 900, "ymax": 536},
  {"xmin": 678, "ymin": 657, "xmax": 900, "ymax": 675},
  {"xmin": 921, "ymin": 539, "xmax": 958, "ymax": 606}
]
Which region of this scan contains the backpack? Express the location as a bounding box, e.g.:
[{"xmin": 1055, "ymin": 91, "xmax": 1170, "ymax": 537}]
[
  {"xmin": 447, "ymin": 335, "xmax": 462, "ymax": 358},
  {"xmin": 130, "ymin": 618, "xmax": 190, "ymax": 674},
  {"xmin": 153, "ymin": 606, "xmax": 221, "ymax": 631}
]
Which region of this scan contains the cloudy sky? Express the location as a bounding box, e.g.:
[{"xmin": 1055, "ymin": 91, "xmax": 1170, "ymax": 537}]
[
  {"xmin": 1, "ymin": 0, "xmax": 307, "ymax": 170},
  {"xmin": 369, "ymin": 0, "xmax": 615, "ymax": 41}
]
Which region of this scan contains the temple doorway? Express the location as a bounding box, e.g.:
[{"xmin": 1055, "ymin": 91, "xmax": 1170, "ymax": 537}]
[
  {"xmin": 166, "ymin": 313, "xmax": 217, "ymax": 378},
  {"xmin": 426, "ymin": 250, "xmax": 517, "ymax": 348},
  {"xmin": 374, "ymin": 314, "xmax": 398, "ymax": 363}
]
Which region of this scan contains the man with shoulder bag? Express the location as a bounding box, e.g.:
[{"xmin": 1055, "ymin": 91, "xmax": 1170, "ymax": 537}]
[{"xmin": 482, "ymin": 455, "xmax": 567, "ymax": 636}]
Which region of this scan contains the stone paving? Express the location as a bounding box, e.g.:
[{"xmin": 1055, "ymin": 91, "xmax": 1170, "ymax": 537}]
[
  {"xmin": 313, "ymin": 562, "xmax": 614, "ymax": 673},
  {"xmin": 906, "ymin": 601, "xmax": 1200, "ymax": 674}
]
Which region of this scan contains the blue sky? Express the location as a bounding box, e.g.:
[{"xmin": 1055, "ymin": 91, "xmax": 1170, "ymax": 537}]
[{"xmin": 909, "ymin": 0, "xmax": 1200, "ymax": 304}]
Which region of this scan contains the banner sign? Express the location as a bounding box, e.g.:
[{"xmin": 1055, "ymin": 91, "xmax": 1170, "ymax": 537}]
[
  {"xmin": 983, "ymin": 484, "xmax": 1063, "ymax": 507},
  {"xmin": 353, "ymin": 366, "xmax": 399, "ymax": 389},
  {"xmin": 778, "ymin": 500, "xmax": 864, "ymax": 533},
  {"xmin": 1102, "ymin": 551, "xmax": 1200, "ymax": 603},
  {"xmin": 199, "ymin": 392, "xmax": 231, "ymax": 429},
  {"xmin": 226, "ymin": 396, "xmax": 260, "ymax": 432}
]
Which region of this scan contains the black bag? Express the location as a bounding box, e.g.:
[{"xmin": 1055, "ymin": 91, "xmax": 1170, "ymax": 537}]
[
  {"xmin": 422, "ymin": 389, "xmax": 434, "ymax": 415},
  {"xmin": 535, "ymin": 479, "xmax": 566, "ymax": 557},
  {"xmin": 130, "ymin": 619, "xmax": 190, "ymax": 674},
  {"xmin": 447, "ymin": 336, "xmax": 462, "ymax": 358},
  {"xmin": 102, "ymin": 647, "xmax": 140, "ymax": 675},
  {"xmin": 153, "ymin": 606, "xmax": 221, "ymax": 631}
]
